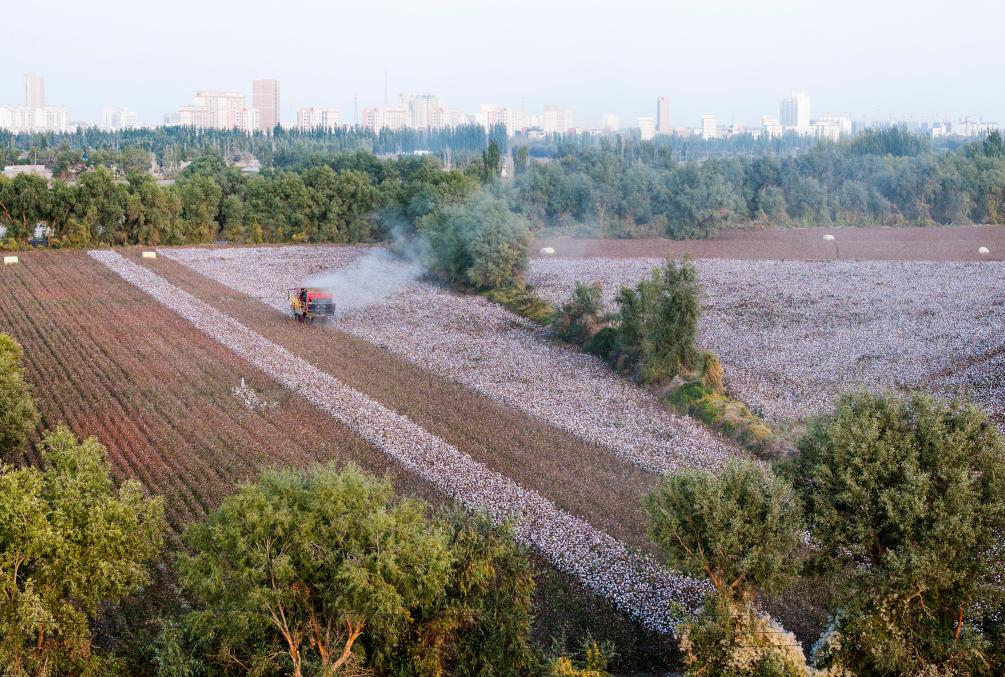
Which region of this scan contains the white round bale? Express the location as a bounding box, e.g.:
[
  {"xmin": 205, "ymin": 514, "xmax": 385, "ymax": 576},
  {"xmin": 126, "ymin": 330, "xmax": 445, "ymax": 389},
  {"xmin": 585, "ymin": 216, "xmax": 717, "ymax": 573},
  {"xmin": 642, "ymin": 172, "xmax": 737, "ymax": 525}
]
[
  {"xmin": 978, "ymin": 246, "xmax": 990, "ymax": 255},
  {"xmin": 539, "ymin": 246, "xmax": 556, "ymax": 256}
]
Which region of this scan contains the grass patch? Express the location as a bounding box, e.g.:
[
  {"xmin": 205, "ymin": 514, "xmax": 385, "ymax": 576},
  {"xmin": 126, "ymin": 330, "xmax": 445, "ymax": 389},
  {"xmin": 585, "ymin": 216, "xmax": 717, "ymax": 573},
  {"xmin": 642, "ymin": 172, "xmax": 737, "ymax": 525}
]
[
  {"xmin": 483, "ymin": 285, "xmax": 556, "ymax": 324},
  {"xmin": 666, "ymin": 379, "xmax": 784, "ymax": 460}
]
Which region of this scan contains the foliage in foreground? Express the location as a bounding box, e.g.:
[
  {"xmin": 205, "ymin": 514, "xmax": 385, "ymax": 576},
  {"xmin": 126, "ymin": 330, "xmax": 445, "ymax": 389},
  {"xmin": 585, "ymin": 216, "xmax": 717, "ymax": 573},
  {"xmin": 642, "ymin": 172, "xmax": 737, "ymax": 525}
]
[
  {"xmin": 169, "ymin": 463, "xmax": 539, "ymax": 676},
  {"xmin": 797, "ymin": 392, "xmax": 1005, "ymax": 675},
  {"xmin": 0, "ymin": 333, "xmax": 39, "ymax": 463},
  {"xmin": 645, "ymin": 460, "xmax": 809, "ymax": 674},
  {"xmin": 0, "ymin": 427, "xmax": 165, "ymax": 675}
]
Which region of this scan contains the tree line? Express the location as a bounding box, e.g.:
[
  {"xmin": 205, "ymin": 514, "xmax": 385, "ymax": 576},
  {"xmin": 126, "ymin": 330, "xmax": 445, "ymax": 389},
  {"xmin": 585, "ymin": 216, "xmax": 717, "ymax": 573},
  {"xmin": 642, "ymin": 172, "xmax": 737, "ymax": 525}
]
[
  {"xmin": 0, "ymin": 124, "xmax": 508, "ymax": 176},
  {"xmin": 508, "ymin": 129, "xmax": 1005, "ymax": 237}
]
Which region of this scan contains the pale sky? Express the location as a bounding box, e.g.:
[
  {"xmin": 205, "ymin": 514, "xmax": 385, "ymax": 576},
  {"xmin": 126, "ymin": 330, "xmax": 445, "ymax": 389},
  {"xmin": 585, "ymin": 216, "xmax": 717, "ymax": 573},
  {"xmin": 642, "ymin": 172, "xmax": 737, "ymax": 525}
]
[{"xmin": 2, "ymin": 0, "xmax": 1003, "ymax": 128}]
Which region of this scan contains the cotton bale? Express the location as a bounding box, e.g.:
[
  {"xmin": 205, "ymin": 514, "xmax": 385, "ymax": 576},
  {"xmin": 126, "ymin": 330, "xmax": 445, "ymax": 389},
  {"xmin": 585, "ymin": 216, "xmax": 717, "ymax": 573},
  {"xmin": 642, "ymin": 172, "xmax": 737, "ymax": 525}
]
[
  {"xmin": 141, "ymin": 251, "xmax": 157, "ymax": 259},
  {"xmin": 539, "ymin": 246, "xmax": 556, "ymax": 256},
  {"xmin": 3, "ymin": 255, "xmax": 18, "ymax": 265},
  {"xmin": 978, "ymin": 246, "xmax": 990, "ymax": 256},
  {"xmin": 822, "ymin": 234, "xmax": 835, "ymax": 241}
]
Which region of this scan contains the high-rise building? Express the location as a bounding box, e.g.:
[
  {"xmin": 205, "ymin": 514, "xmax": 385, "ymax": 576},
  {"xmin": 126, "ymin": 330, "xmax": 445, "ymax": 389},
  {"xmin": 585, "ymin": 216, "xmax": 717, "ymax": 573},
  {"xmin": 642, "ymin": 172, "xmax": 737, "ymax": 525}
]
[
  {"xmin": 656, "ymin": 96, "xmax": 670, "ymax": 134},
  {"xmin": 780, "ymin": 92, "xmax": 811, "ymax": 130},
  {"xmin": 234, "ymin": 108, "xmax": 260, "ymax": 133},
  {"xmin": 101, "ymin": 107, "xmax": 140, "ymax": 131},
  {"xmin": 296, "ymin": 107, "xmax": 340, "ymax": 131},
  {"xmin": 700, "ymin": 114, "xmax": 718, "ymax": 139},
  {"xmin": 252, "ymin": 79, "xmax": 280, "ymax": 132},
  {"xmin": 602, "ymin": 114, "xmax": 620, "ymax": 132},
  {"xmin": 638, "ymin": 116, "xmax": 656, "ymax": 141},
  {"xmin": 761, "ymin": 115, "xmax": 783, "ymax": 138},
  {"xmin": 408, "ymin": 94, "xmax": 440, "ymax": 129},
  {"xmin": 24, "ymin": 74, "xmax": 44, "ymax": 109},
  {"xmin": 179, "ymin": 91, "xmax": 246, "ymax": 129},
  {"xmin": 541, "ymin": 106, "xmax": 573, "ymax": 134}
]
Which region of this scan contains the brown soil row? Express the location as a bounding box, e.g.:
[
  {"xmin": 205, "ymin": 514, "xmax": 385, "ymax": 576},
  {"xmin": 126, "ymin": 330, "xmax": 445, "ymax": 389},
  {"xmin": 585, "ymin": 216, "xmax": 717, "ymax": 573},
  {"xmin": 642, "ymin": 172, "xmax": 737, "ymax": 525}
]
[
  {"xmin": 533, "ymin": 224, "xmax": 1005, "ymax": 261},
  {"xmin": 132, "ymin": 250, "xmax": 661, "ymax": 553}
]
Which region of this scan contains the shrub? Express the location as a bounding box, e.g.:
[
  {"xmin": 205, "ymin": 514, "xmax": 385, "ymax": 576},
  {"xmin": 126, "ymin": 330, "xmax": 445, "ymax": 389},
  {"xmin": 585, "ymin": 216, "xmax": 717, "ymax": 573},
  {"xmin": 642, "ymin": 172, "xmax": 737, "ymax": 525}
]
[
  {"xmin": 0, "ymin": 333, "xmax": 39, "ymax": 462},
  {"xmin": 176, "ymin": 464, "xmax": 540, "ymax": 676},
  {"xmin": 0, "ymin": 427, "xmax": 165, "ymax": 674},
  {"xmin": 612, "ymin": 258, "xmax": 702, "ymax": 384},
  {"xmin": 551, "ymin": 282, "xmax": 604, "ymax": 344},
  {"xmin": 584, "ymin": 326, "xmax": 617, "ymax": 359},
  {"xmin": 419, "ymin": 191, "xmax": 531, "ymax": 290},
  {"xmin": 796, "ymin": 392, "xmax": 1005, "ymax": 675},
  {"xmin": 646, "ymin": 460, "xmax": 804, "ymax": 604},
  {"xmin": 645, "ymin": 461, "xmax": 808, "ymax": 675}
]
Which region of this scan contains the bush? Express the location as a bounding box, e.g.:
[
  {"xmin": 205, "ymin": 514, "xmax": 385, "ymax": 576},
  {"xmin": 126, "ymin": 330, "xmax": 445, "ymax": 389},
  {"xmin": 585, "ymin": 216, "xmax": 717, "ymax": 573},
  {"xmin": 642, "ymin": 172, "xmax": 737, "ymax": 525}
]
[
  {"xmin": 419, "ymin": 191, "xmax": 532, "ymax": 290},
  {"xmin": 484, "ymin": 285, "xmax": 554, "ymax": 324},
  {"xmin": 646, "ymin": 460, "xmax": 804, "ymax": 605},
  {"xmin": 0, "ymin": 427, "xmax": 165, "ymax": 674},
  {"xmin": 645, "ymin": 461, "xmax": 808, "ymax": 675},
  {"xmin": 612, "ymin": 258, "xmax": 702, "ymax": 384},
  {"xmin": 175, "ymin": 464, "xmax": 540, "ymax": 676},
  {"xmin": 0, "ymin": 333, "xmax": 39, "ymax": 462},
  {"xmin": 796, "ymin": 392, "xmax": 1005, "ymax": 675},
  {"xmin": 551, "ymin": 282, "xmax": 605, "ymax": 344},
  {"xmin": 584, "ymin": 326, "xmax": 617, "ymax": 359}
]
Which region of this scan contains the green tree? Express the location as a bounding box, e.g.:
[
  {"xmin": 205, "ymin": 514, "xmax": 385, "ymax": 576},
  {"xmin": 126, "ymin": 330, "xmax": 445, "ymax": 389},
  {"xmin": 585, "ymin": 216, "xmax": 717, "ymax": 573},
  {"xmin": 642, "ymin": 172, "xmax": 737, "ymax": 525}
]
[
  {"xmin": 796, "ymin": 392, "xmax": 1005, "ymax": 675},
  {"xmin": 482, "ymin": 139, "xmax": 501, "ymax": 182},
  {"xmin": 513, "ymin": 146, "xmax": 530, "ymax": 176},
  {"xmin": 0, "ymin": 427, "xmax": 165, "ymax": 675},
  {"xmin": 174, "ymin": 465, "xmax": 539, "ymax": 676},
  {"xmin": 613, "ymin": 258, "xmax": 703, "ymax": 384},
  {"xmin": 0, "ymin": 174, "xmax": 50, "ymax": 241},
  {"xmin": 178, "ymin": 464, "xmax": 450, "ymax": 676},
  {"xmin": 551, "ymin": 282, "xmax": 604, "ymax": 345},
  {"xmin": 645, "ymin": 460, "xmax": 807, "ymax": 675},
  {"xmin": 0, "ymin": 334, "xmax": 38, "ymax": 463},
  {"xmin": 419, "ymin": 192, "xmax": 531, "ymax": 290},
  {"xmin": 177, "ymin": 174, "xmax": 223, "ymax": 242}
]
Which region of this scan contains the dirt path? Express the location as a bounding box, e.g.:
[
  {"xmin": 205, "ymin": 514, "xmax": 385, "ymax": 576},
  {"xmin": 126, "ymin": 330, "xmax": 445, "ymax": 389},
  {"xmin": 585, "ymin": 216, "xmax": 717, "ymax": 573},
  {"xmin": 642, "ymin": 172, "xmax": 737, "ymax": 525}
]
[
  {"xmin": 132, "ymin": 251, "xmax": 661, "ymax": 553},
  {"xmin": 533, "ymin": 224, "xmax": 1005, "ymax": 261}
]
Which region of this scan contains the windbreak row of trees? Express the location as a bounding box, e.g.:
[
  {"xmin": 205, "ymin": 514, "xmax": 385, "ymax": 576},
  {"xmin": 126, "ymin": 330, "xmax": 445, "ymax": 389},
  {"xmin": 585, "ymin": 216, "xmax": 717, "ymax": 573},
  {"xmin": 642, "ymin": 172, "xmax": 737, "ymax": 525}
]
[
  {"xmin": 0, "ymin": 150, "xmax": 496, "ymax": 247},
  {"xmin": 0, "ymin": 123, "xmax": 508, "ymax": 175},
  {"xmin": 510, "ymin": 129, "xmax": 1005, "ymax": 237}
]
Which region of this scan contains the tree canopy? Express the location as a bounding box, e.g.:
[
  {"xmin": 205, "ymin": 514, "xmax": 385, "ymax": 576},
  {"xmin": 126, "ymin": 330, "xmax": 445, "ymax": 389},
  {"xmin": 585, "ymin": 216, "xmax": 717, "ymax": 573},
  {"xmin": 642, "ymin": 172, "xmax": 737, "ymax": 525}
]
[
  {"xmin": 0, "ymin": 427, "xmax": 165, "ymax": 675},
  {"xmin": 796, "ymin": 392, "xmax": 1005, "ymax": 675},
  {"xmin": 0, "ymin": 333, "xmax": 39, "ymax": 462}
]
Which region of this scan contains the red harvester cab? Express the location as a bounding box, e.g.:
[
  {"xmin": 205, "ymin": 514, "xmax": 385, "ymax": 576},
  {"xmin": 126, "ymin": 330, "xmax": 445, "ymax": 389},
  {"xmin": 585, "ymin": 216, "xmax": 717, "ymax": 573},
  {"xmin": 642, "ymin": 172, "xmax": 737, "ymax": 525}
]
[{"xmin": 288, "ymin": 287, "xmax": 335, "ymax": 324}]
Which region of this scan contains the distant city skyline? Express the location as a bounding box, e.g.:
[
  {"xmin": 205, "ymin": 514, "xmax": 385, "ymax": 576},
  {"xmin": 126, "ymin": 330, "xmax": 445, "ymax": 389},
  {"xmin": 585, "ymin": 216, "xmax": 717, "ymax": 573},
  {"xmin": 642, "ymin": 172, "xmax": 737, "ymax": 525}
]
[
  {"xmin": 1, "ymin": 0, "xmax": 1002, "ymax": 129},
  {"xmin": 0, "ymin": 74, "xmax": 998, "ymax": 141}
]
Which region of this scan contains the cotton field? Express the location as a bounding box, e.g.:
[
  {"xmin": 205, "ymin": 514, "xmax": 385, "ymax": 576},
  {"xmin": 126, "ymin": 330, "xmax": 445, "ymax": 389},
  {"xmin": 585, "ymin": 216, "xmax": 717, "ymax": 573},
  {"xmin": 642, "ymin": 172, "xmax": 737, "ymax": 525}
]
[
  {"xmin": 161, "ymin": 246, "xmax": 743, "ymax": 475},
  {"xmin": 90, "ymin": 249, "xmax": 708, "ymax": 633},
  {"xmin": 529, "ymin": 257, "xmax": 1005, "ymax": 423}
]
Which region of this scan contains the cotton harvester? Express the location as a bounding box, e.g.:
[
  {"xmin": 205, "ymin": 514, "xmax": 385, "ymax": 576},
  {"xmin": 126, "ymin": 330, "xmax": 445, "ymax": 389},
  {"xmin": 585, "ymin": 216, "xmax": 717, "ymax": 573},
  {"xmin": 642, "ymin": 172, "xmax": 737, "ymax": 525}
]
[{"xmin": 288, "ymin": 287, "xmax": 335, "ymax": 325}]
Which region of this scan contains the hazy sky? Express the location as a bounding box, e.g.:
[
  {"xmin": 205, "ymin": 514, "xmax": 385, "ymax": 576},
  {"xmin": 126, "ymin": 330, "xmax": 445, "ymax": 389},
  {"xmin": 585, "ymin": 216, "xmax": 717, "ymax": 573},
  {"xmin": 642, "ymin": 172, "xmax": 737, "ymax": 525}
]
[{"xmin": 3, "ymin": 0, "xmax": 1003, "ymax": 128}]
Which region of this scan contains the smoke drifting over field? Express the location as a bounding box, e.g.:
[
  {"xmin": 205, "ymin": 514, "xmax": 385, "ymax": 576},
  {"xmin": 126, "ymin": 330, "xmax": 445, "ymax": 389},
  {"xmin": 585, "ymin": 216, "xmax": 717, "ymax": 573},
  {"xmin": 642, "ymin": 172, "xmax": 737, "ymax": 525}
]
[{"xmin": 304, "ymin": 249, "xmax": 424, "ymax": 315}]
